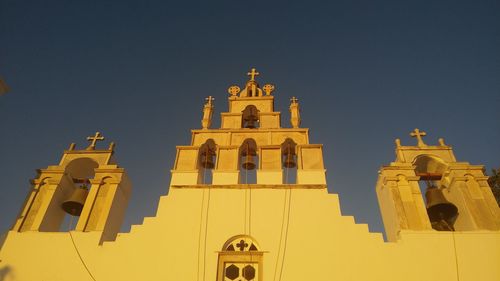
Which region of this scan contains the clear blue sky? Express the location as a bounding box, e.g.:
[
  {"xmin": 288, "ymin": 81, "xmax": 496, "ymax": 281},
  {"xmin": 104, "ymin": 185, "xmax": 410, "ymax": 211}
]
[{"xmin": 1, "ymin": 0, "xmax": 499, "ymax": 235}]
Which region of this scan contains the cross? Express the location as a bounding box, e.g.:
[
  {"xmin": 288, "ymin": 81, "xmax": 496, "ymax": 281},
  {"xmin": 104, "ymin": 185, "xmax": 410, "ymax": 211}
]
[
  {"xmin": 247, "ymin": 68, "xmax": 260, "ymax": 81},
  {"xmin": 86, "ymin": 132, "xmax": 104, "ymax": 150},
  {"xmin": 205, "ymin": 96, "xmax": 215, "ymax": 105},
  {"xmin": 290, "ymin": 96, "xmax": 299, "ymax": 104},
  {"xmin": 236, "ymin": 239, "xmax": 248, "ymax": 251},
  {"xmin": 410, "ymin": 128, "xmax": 427, "ymax": 147}
]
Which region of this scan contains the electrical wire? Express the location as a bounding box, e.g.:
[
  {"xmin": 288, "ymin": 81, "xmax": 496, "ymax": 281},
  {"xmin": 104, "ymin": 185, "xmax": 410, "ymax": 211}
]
[
  {"xmin": 278, "ymin": 186, "xmax": 292, "ymax": 281},
  {"xmin": 196, "ymin": 147, "xmax": 208, "ymax": 281},
  {"xmin": 196, "ymin": 181, "xmax": 205, "ymax": 281},
  {"xmin": 274, "ymin": 147, "xmax": 293, "ymax": 281},
  {"xmin": 202, "ymin": 149, "xmax": 212, "ymax": 281},
  {"xmin": 249, "ymin": 142, "xmax": 253, "ymax": 236},
  {"xmin": 68, "ymin": 231, "xmax": 98, "ymax": 281},
  {"xmin": 452, "ymin": 232, "xmax": 460, "ymax": 281}
]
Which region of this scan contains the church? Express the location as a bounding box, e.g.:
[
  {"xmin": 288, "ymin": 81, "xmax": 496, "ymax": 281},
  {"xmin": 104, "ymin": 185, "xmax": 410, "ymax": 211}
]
[{"xmin": 0, "ymin": 69, "xmax": 499, "ymax": 281}]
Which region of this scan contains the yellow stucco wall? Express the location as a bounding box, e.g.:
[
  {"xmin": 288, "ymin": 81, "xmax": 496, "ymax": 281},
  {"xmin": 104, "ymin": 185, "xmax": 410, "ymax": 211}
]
[{"xmin": 1, "ymin": 187, "xmax": 499, "ymax": 281}]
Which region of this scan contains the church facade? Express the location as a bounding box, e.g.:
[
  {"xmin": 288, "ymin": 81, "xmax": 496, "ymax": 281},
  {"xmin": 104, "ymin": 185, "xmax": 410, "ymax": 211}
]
[{"xmin": 0, "ymin": 69, "xmax": 499, "ymax": 281}]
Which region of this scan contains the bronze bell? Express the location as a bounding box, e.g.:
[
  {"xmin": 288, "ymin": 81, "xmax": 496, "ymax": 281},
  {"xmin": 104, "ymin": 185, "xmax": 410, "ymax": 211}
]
[
  {"xmin": 283, "ymin": 152, "xmax": 296, "ymax": 168},
  {"xmin": 425, "ymin": 185, "xmax": 458, "ymax": 231},
  {"xmin": 244, "ymin": 117, "xmax": 257, "ymax": 129},
  {"xmin": 242, "ymin": 153, "xmax": 256, "ymax": 170},
  {"xmin": 62, "ymin": 187, "xmax": 89, "ymax": 216},
  {"xmin": 200, "ymin": 152, "xmax": 215, "ymax": 169}
]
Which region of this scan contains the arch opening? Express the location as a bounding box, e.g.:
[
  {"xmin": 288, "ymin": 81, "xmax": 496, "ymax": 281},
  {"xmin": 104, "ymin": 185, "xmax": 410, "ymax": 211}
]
[
  {"xmin": 199, "ymin": 139, "xmax": 217, "ymax": 184},
  {"xmin": 242, "ymin": 105, "xmax": 259, "ymax": 129},
  {"xmin": 59, "ymin": 158, "xmax": 99, "ymax": 231},
  {"xmin": 281, "ymin": 138, "xmax": 297, "ymax": 184},
  {"xmin": 240, "ymin": 139, "xmax": 258, "ymax": 184},
  {"xmin": 412, "ymin": 155, "xmax": 458, "ymax": 231}
]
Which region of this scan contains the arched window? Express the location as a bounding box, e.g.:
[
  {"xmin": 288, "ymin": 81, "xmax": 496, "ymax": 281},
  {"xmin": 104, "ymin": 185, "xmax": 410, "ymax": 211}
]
[
  {"xmin": 242, "ymin": 105, "xmax": 259, "ymax": 129},
  {"xmin": 216, "ymin": 235, "xmax": 263, "ymax": 281},
  {"xmin": 281, "ymin": 138, "xmax": 297, "ymax": 184},
  {"xmin": 240, "ymin": 139, "xmax": 258, "ymax": 184},
  {"xmin": 412, "ymin": 155, "xmax": 458, "ymax": 231},
  {"xmin": 199, "ymin": 139, "xmax": 217, "ymax": 184}
]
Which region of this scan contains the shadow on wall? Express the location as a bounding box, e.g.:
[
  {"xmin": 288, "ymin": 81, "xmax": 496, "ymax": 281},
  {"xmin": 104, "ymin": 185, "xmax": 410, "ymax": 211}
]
[{"xmin": 0, "ymin": 266, "xmax": 13, "ymax": 281}]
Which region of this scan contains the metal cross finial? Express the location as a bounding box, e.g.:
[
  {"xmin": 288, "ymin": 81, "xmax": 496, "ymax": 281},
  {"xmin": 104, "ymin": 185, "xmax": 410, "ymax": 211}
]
[
  {"xmin": 86, "ymin": 132, "xmax": 105, "ymax": 150},
  {"xmin": 410, "ymin": 128, "xmax": 427, "ymax": 147},
  {"xmin": 205, "ymin": 95, "xmax": 215, "ymax": 105},
  {"xmin": 236, "ymin": 239, "xmax": 248, "ymax": 251},
  {"xmin": 290, "ymin": 96, "xmax": 299, "ymax": 104},
  {"xmin": 247, "ymin": 68, "xmax": 260, "ymax": 81}
]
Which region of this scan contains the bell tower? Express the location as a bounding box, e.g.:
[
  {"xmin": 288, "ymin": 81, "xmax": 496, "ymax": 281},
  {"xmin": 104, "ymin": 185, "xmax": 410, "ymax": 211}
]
[
  {"xmin": 170, "ymin": 68, "xmax": 327, "ymax": 186},
  {"xmin": 11, "ymin": 132, "xmax": 131, "ymax": 242},
  {"xmin": 169, "ymin": 69, "xmax": 328, "ymax": 281},
  {"xmin": 376, "ymin": 129, "xmax": 500, "ymax": 241}
]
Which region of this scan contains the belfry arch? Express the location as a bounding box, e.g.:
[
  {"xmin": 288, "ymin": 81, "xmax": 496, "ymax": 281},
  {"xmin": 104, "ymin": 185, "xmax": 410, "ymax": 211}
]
[
  {"xmin": 58, "ymin": 157, "xmax": 99, "ymax": 231},
  {"xmin": 198, "ymin": 139, "xmax": 217, "ymax": 184},
  {"xmin": 240, "ymin": 139, "xmax": 258, "ymax": 184},
  {"xmin": 65, "ymin": 157, "xmax": 99, "ymax": 180},
  {"xmin": 281, "ymin": 138, "xmax": 297, "ymax": 183},
  {"xmin": 411, "ymin": 154, "xmax": 459, "ymax": 231},
  {"xmin": 242, "ymin": 105, "xmax": 259, "ymax": 129}
]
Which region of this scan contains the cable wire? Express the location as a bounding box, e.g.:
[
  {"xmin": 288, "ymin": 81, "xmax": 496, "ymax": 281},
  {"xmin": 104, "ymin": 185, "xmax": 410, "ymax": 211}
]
[
  {"xmin": 274, "ymin": 151, "xmax": 292, "ymax": 281},
  {"xmin": 452, "ymin": 232, "xmax": 460, "ymax": 281},
  {"xmin": 202, "ymin": 161, "xmax": 212, "ymax": 281},
  {"xmin": 278, "ymin": 182, "xmax": 292, "ymax": 281},
  {"xmin": 68, "ymin": 231, "xmax": 98, "ymax": 281}
]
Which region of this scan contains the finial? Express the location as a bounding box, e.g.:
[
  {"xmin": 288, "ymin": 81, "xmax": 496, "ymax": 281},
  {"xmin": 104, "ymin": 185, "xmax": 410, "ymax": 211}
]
[
  {"xmin": 68, "ymin": 143, "xmax": 76, "ymax": 151},
  {"xmin": 289, "ymin": 96, "xmax": 301, "ymax": 128},
  {"xmin": 395, "ymin": 138, "xmax": 401, "ymax": 147},
  {"xmin": 262, "ymin": 84, "xmax": 275, "ymax": 96},
  {"xmin": 86, "ymin": 132, "xmax": 105, "ymax": 150},
  {"xmin": 247, "ymin": 68, "xmax": 260, "ymax": 81},
  {"xmin": 108, "ymin": 142, "xmax": 115, "ymax": 151},
  {"xmin": 438, "ymin": 138, "xmax": 446, "ymax": 146},
  {"xmin": 205, "ymin": 96, "xmax": 215, "ymax": 106},
  {"xmin": 228, "ymin": 85, "xmax": 240, "ymax": 96},
  {"xmin": 201, "ymin": 96, "xmax": 215, "ymax": 129},
  {"xmin": 410, "ymin": 128, "xmax": 427, "ymax": 147}
]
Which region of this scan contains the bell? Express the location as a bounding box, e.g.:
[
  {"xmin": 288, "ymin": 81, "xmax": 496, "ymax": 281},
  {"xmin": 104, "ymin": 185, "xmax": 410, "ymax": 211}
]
[
  {"xmin": 62, "ymin": 187, "xmax": 89, "ymax": 216},
  {"xmin": 200, "ymin": 153, "xmax": 215, "ymax": 169},
  {"xmin": 242, "ymin": 153, "xmax": 256, "ymax": 170},
  {"xmin": 425, "ymin": 186, "xmax": 458, "ymax": 231},
  {"xmin": 283, "ymin": 152, "xmax": 296, "ymax": 168},
  {"xmin": 244, "ymin": 117, "xmax": 257, "ymax": 129}
]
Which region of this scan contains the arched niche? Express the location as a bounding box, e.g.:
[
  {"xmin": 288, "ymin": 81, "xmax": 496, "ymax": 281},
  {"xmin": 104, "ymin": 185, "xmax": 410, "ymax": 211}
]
[
  {"xmin": 281, "ymin": 138, "xmax": 297, "ymax": 183},
  {"xmin": 241, "ymin": 105, "xmax": 260, "ymax": 129},
  {"xmin": 240, "ymin": 139, "xmax": 258, "ymax": 183},
  {"xmin": 198, "ymin": 139, "xmax": 217, "ymax": 184},
  {"xmin": 58, "ymin": 157, "xmax": 98, "ymax": 231},
  {"xmin": 412, "ymin": 155, "xmax": 458, "ymax": 231}
]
